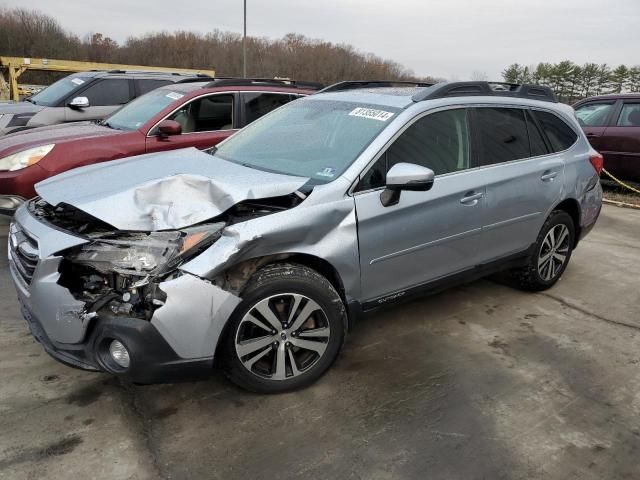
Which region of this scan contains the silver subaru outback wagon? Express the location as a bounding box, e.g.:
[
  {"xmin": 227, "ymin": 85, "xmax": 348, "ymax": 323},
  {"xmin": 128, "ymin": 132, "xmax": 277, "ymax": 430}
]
[{"xmin": 8, "ymin": 81, "xmax": 603, "ymax": 393}]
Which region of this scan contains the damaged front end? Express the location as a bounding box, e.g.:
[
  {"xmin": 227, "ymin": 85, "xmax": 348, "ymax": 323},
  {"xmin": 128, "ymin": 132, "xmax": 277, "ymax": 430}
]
[
  {"xmin": 59, "ymin": 226, "xmax": 224, "ymax": 319},
  {"xmin": 12, "ymin": 190, "xmax": 307, "ymax": 382}
]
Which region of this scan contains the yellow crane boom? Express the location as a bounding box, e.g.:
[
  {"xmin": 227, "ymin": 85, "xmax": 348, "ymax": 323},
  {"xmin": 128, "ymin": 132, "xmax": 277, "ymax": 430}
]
[{"xmin": 0, "ymin": 56, "xmax": 216, "ymax": 101}]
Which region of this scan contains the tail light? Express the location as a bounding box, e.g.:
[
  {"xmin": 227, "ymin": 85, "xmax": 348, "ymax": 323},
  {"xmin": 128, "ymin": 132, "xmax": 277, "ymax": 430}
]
[{"xmin": 589, "ymin": 153, "xmax": 604, "ymax": 176}]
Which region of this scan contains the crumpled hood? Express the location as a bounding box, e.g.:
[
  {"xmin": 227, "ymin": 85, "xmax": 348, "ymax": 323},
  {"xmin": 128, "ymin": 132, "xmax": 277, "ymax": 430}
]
[
  {"xmin": 0, "ymin": 101, "xmax": 43, "ymax": 115},
  {"xmin": 35, "ymin": 147, "xmax": 308, "ymax": 231},
  {"xmin": 0, "ymin": 122, "xmax": 118, "ymax": 153}
]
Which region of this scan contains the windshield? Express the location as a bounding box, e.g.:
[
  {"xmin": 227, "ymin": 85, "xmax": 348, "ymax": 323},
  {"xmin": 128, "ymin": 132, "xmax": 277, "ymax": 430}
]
[
  {"xmin": 30, "ymin": 75, "xmax": 92, "ymax": 106},
  {"xmin": 214, "ymin": 99, "xmax": 400, "ymax": 183},
  {"xmin": 105, "ymin": 88, "xmax": 183, "ymax": 131}
]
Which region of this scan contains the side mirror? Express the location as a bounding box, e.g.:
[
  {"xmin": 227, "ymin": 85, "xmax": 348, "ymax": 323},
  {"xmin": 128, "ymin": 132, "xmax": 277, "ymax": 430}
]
[
  {"xmin": 157, "ymin": 120, "xmax": 182, "ymax": 139},
  {"xmin": 380, "ymin": 162, "xmax": 435, "ymax": 207},
  {"xmin": 68, "ymin": 96, "xmax": 89, "ymax": 109}
]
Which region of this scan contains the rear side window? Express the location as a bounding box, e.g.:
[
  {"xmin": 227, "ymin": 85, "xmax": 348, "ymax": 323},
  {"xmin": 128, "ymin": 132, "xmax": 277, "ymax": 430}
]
[
  {"xmin": 136, "ymin": 79, "xmax": 173, "ymax": 96},
  {"xmin": 80, "ymin": 79, "xmax": 132, "ymax": 106},
  {"xmin": 533, "ymin": 110, "xmax": 578, "ymax": 152},
  {"xmin": 242, "ymin": 92, "xmax": 295, "ymax": 125},
  {"xmin": 473, "ymin": 108, "xmax": 530, "ymax": 165},
  {"xmin": 616, "ymin": 103, "xmax": 640, "ymax": 126}
]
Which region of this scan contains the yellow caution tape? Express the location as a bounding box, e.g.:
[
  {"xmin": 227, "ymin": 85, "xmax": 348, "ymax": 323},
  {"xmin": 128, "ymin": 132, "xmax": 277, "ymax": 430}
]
[{"xmin": 602, "ymin": 168, "xmax": 640, "ymax": 195}]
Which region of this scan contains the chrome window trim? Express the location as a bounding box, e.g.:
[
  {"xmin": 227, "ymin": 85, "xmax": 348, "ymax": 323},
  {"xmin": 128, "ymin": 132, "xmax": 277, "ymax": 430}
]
[{"xmin": 348, "ymin": 103, "xmax": 578, "ymax": 196}]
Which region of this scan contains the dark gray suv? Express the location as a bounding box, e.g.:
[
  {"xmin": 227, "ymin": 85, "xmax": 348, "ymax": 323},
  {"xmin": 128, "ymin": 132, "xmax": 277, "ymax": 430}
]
[{"xmin": 0, "ymin": 70, "xmax": 211, "ymax": 135}]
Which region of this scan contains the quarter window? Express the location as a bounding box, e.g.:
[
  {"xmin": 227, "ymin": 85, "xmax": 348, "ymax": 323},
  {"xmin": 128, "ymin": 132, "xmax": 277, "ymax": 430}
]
[
  {"xmin": 167, "ymin": 94, "xmax": 233, "ymax": 133},
  {"xmin": 80, "ymin": 79, "xmax": 131, "ymax": 106},
  {"xmin": 473, "ymin": 108, "xmax": 530, "ymax": 165},
  {"xmin": 575, "ymin": 102, "xmax": 615, "ymax": 127},
  {"xmin": 526, "ymin": 110, "xmax": 549, "ymax": 157},
  {"xmin": 242, "ymin": 93, "xmax": 294, "ymax": 125},
  {"xmin": 357, "ymin": 108, "xmax": 469, "ymax": 191},
  {"xmin": 616, "ymin": 103, "xmax": 640, "ymax": 126},
  {"xmin": 533, "ymin": 110, "xmax": 578, "ymax": 152}
]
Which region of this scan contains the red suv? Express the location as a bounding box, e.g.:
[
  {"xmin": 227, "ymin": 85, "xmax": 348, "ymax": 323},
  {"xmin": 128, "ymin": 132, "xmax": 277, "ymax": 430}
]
[
  {"xmin": 0, "ymin": 79, "xmax": 319, "ymax": 218},
  {"xmin": 573, "ymin": 94, "xmax": 640, "ymax": 183}
]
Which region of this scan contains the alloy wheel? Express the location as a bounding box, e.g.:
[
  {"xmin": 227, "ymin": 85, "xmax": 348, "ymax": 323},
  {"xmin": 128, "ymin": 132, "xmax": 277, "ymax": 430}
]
[
  {"xmin": 537, "ymin": 224, "xmax": 570, "ymax": 281},
  {"xmin": 234, "ymin": 293, "xmax": 331, "ymax": 380}
]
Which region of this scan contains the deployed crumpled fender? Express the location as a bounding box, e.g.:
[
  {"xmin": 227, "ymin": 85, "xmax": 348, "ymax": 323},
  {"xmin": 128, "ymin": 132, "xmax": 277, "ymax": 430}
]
[
  {"xmin": 34, "ymin": 148, "xmax": 308, "ymax": 231},
  {"xmin": 180, "ymin": 180, "xmax": 361, "ymax": 302}
]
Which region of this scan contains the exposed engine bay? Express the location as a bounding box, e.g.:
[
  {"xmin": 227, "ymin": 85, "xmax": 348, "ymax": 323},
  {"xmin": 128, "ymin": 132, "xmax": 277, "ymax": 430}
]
[{"xmin": 29, "ymin": 192, "xmax": 305, "ymax": 322}]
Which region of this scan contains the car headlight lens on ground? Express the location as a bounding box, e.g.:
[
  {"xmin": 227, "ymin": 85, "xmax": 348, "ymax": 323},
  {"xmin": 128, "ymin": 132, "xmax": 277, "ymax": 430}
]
[
  {"xmin": 109, "ymin": 340, "xmax": 131, "ymax": 368},
  {"xmin": 71, "ymin": 223, "xmax": 225, "ymax": 276},
  {"xmin": 0, "ymin": 144, "xmax": 55, "ymax": 172}
]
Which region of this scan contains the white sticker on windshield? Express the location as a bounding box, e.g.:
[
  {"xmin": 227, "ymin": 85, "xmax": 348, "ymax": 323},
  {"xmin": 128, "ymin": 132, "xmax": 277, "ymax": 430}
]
[
  {"xmin": 71, "ymin": 78, "xmax": 85, "ymax": 85},
  {"xmin": 166, "ymin": 92, "xmax": 184, "ymax": 100},
  {"xmin": 349, "ymin": 107, "xmax": 394, "ymax": 122}
]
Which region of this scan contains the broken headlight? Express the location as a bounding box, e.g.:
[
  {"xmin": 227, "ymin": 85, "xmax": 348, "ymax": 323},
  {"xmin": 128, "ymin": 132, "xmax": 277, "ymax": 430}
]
[{"xmin": 70, "ymin": 223, "xmax": 225, "ymax": 276}]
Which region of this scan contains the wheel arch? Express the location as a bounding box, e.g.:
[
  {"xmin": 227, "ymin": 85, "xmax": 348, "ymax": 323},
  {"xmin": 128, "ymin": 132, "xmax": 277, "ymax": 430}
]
[{"xmin": 552, "ymin": 197, "xmax": 581, "ymax": 247}]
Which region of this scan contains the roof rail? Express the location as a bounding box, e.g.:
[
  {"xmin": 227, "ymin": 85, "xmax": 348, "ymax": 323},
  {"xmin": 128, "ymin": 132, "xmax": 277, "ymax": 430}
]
[
  {"xmin": 318, "ymin": 80, "xmax": 434, "ymax": 94},
  {"xmin": 411, "ymin": 81, "xmax": 557, "ymax": 103},
  {"xmin": 98, "ymin": 69, "xmax": 212, "ymax": 77},
  {"xmin": 174, "ymin": 76, "xmax": 215, "ymax": 84},
  {"xmin": 203, "ymin": 78, "xmax": 323, "ymax": 90}
]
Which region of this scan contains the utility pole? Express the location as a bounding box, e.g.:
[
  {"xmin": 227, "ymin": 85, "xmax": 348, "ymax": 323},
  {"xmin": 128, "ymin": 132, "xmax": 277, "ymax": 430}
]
[{"xmin": 243, "ymin": 0, "xmax": 247, "ymax": 78}]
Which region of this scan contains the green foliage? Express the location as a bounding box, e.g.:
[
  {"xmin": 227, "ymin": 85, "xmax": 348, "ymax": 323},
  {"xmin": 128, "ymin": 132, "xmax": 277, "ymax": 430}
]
[{"xmin": 502, "ymin": 60, "xmax": 640, "ymax": 102}]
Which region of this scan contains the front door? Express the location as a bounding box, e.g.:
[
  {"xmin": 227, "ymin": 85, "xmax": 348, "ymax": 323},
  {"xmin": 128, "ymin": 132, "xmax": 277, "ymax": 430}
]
[
  {"xmin": 64, "ymin": 78, "xmax": 132, "ymax": 122},
  {"xmin": 354, "ymin": 108, "xmax": 485, "ymax": 302}
]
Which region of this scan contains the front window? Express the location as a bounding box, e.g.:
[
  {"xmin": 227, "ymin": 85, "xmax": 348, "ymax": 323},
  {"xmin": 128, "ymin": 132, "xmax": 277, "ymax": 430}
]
[
  {"xmin": 105, "ymin": 88, "xmax": 183, "ymax": 131},
  {"xmin": 575, "ymin": 102, "xmax": 615, "ymax": 127},
  {"xmin": 214, "ymin": 99, "xmax": 400, "ymax": 183},
  {"xmin": 29, "ymin": 74, "xmax": 92, "ymax": 106}
]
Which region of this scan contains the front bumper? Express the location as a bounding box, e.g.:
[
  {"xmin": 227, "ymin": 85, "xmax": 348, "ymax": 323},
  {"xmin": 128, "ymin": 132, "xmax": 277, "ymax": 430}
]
[
  {"xmin": 20, "ymin": 302, "xmax": 213, "ymax": 383},
  {"xmin": 8, "ymin": 201, "xmax": 241, "ymax": 383}
]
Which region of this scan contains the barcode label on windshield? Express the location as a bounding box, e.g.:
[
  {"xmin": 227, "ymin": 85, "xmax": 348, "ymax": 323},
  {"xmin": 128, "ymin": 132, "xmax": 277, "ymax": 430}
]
[{"xmin": 349, "ymin": 107, "xmax": 394, "ymax": 122}]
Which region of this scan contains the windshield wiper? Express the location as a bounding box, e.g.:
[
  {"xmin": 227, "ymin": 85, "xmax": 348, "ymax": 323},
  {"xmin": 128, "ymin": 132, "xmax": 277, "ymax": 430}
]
[{"xmin": 25, "ymin": 97, "xmax": 35, "ymax": 104}]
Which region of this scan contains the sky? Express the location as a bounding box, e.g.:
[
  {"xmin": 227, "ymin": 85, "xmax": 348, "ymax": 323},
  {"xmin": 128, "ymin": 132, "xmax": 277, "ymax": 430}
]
[{"xmin": 2, "ymin": 0, "xmax": 639, "ymax": 80}]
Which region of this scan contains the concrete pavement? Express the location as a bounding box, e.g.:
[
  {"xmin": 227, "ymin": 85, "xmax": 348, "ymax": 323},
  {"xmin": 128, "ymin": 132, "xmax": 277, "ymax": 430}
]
[{"xmin": 1, "ymin": 204, "xmax": 639, "ymax": 479}]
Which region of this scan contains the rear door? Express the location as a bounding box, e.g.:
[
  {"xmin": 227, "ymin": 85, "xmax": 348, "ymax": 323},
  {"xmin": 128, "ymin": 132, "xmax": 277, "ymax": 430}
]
[
  {"xmin": 471, "ymin": 107, "xmax": 567, "ymax": 261},
  {"xmin": 574, "ymin": 100, "xmax": 619, "ymax": 150},
  {"xmin": 600, "ymin": 101, "xmax": 640, "ymax": 182},
  {"xmin": 355, "ymin": 108, "xmax": 486, "ymax": 302},
  {"xmin": 145, "ymin": 93, "xmax": 237, "ymax": 152},
  {"xmin": 64, "ymin": 78, "xmax": 133, "ymax": 122}
]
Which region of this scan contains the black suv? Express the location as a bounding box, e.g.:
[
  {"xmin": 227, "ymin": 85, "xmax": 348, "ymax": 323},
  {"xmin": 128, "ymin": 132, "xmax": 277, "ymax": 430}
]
[{"xmin": 0, "ymin": 70, "xmax": 211, "ymax": 135}]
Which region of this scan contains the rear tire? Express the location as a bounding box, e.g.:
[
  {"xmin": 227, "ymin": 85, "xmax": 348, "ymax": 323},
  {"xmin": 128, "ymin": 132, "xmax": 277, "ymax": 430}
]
[
  {"xmin": 222, "ymin": 263, "xmax": 346, "ymax": 393},
  {"xmin": 510, "ymin": 210, "xmax": 575, "ymax": 292}
]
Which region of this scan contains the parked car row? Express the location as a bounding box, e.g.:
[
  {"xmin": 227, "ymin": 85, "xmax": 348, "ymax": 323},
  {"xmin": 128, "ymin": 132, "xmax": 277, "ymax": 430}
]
[
  {"xmin": 6, "ymin": 79, "xmax": 603, "ymax": 393},
  {"xmin": 573, "ymin": 93, "xmax": 640, "ymax": 183},
  {"xmin": 0, "ymin": 77, "xmax": 318, "ymax": 217}
]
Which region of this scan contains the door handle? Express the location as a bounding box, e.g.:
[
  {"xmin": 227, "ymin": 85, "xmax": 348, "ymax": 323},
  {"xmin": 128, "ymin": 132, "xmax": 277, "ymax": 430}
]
[
  {"xmin": 540, "ymin": 171, "xmax": 558, "ymax": 181},
  {"xmin": 460, "ymin": 191, "xmax": 483, "ymax": 205},
  {"xmin": 585, "ymin": 133, "xmax": 598, "ymax": 138}
]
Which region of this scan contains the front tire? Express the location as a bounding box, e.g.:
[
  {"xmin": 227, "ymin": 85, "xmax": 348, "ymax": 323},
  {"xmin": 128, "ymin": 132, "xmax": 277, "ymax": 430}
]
[
  {"xmin": 510, "ymin": 210, "xmax": 575, "ymax": 292},
  {"xmin": 222, "ymin": 263, "xmax": 346, "ymax": 393}
]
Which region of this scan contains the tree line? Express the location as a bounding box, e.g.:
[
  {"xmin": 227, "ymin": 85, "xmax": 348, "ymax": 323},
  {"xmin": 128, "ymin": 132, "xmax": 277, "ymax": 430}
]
[
  {"xmin": 502, "ymin": 61, "xmax": 640, "ymax": 104},
  {"xmin": 0, "ymin": 7, "xmax": 440, "ymax": 86}
]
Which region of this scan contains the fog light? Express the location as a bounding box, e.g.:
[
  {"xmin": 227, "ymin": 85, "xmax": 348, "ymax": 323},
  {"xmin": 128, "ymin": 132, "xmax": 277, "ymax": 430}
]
[{"xmin": 109, "ymin": 340, "xmax": 130, "ymax": 368}]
